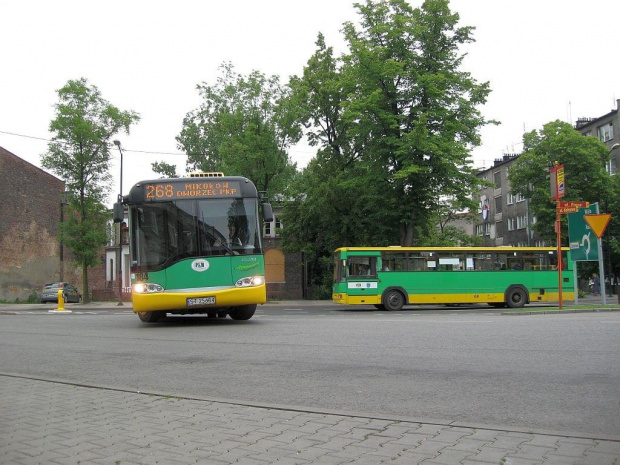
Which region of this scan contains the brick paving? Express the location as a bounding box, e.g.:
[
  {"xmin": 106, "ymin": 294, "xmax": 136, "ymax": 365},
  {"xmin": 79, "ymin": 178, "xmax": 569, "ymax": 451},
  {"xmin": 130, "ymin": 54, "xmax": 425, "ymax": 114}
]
[{"xmin": 1, "ymin": 376, "xmax": 619, "ymax": 464}]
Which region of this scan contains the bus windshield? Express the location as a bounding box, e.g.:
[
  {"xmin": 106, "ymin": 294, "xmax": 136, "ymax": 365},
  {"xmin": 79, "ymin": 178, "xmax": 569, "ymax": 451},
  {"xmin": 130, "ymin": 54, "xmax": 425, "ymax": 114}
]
[{"xmin": 130, "ymin": 197, "xmax": 261, "ymax": 271}]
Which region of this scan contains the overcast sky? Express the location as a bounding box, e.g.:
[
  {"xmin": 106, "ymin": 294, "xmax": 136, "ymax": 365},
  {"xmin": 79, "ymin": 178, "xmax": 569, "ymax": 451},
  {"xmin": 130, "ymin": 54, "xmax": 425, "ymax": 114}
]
[{"xmin": 1, "ymin": 0, "xmax": 619, "ymax": 204}]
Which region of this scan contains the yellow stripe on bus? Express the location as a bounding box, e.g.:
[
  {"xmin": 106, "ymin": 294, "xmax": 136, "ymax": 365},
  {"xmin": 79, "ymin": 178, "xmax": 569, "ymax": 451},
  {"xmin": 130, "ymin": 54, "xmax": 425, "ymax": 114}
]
[
  {"xmin": 332, "ymin": 291, "xmax": 574, "ymax": 306},
  {"xmin": 133, "ymin": 285, "xmax": 267, "ymax": 312}
]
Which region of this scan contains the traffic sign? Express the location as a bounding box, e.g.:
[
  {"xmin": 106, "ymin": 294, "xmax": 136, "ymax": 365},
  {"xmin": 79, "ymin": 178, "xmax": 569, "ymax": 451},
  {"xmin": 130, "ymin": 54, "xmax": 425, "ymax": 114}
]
[
  {"xmin": 568, "ymin": 204, "xmax": 599, "ymax": 261},
  {"xmin": 584, "ymin": 214, "xmax": 611, "ymax": 238}
]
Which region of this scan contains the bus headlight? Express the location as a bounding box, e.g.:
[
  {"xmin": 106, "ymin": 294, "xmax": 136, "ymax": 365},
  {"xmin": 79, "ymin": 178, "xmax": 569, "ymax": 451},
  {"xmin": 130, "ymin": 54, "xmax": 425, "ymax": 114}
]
[
  {"xmin": 133, "ymin": 283, "xmax": 164, "ymax": 294},
  {"xmin": 235, "ymin": 276, "xmax": 264, "ymax": 288}
]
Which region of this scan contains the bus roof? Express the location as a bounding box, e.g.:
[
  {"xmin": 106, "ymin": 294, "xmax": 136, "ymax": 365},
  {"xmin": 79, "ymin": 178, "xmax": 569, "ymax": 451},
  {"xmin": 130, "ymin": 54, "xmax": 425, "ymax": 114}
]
[{"xmin": 335, "ymin": 246, "xmax": 571, "ymax": 253}]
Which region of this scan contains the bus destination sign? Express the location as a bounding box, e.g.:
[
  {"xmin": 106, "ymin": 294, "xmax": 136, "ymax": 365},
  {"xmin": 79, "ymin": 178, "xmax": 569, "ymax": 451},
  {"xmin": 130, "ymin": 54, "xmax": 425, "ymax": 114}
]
[{"xmin": 144, "ymin": 180, "xmax": 242, "ymax": 201}]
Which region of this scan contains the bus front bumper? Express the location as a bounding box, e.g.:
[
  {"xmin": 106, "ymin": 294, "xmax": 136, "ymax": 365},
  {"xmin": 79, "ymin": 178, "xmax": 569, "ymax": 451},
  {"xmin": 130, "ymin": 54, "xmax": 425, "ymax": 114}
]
[{"xmin": 132, "ymin": 284, "xmax": 267, "ymax": 313}]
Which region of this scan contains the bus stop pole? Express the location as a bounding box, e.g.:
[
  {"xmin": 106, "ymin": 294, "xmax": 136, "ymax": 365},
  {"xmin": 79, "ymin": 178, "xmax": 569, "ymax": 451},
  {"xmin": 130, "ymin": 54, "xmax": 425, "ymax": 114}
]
[
  {"xmin": 556, "ymin": 205, "xmax": 563, "ymax": 309},
  {"xmin": 573, "ymin": 264, "xmax": 579, "ymax": 306},
  {"xmin": 598, "ymin": 238, "xmax": 607, "ymax": 306}
]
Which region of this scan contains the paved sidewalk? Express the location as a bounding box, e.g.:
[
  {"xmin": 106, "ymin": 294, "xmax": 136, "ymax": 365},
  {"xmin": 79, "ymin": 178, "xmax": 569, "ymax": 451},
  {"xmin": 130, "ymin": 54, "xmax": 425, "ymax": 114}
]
[{"xmin": 1, "ymin": 376, "xmax": 619, "ymax": 465}]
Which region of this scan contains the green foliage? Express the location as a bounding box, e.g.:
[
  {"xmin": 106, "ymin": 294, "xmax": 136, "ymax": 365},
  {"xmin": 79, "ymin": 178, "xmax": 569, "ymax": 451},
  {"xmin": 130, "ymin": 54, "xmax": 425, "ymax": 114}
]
[
  {"xmin": 508, "ymin": 120, "xmax": 611, "ymax": 244},
  {"xmin": 42, "ymin": 78, "xmax": 140, "ymax": 204},
  {"xmin": 603, "ymin": 162, "xmax": 620, "ymax": 276},
  {"xmin": 282, "ymin": 0, "xmax": 491, "ymax": 290},
  {"xmin": 60, "ymin": 197, "xmax": 108, "ymax": 269},
  {"xmin": 177, "ymin": 63, "xmax": 300, "ymax": 196},
  {"xmin": 151, "ymin": 161, "xmax": 179, "ymax": 178},
  {"xmin": 339, "ymin": 0, "xmax": 492, "ymax": 246},
  {"xmin": 42, "ymin": 78, "xmax": 140, "ymax": 301}
]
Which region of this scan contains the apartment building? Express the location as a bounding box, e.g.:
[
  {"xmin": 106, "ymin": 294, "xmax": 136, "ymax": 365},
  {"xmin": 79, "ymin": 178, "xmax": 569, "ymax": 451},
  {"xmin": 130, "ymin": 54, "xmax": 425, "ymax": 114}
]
[
  {"xmin": 475, "ymin": 154, "xmax": 544, "ymax": 248},
  {"xmin": 574, "ymin": 98, "xmax": 620, "ymax": 174}
]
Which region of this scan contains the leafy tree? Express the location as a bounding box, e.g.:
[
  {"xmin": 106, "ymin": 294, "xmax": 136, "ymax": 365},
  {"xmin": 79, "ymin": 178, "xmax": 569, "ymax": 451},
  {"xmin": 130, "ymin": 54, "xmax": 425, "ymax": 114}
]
[
  {"xmin": 282, "ymin": 0, "xmax": 489, "ymax": 295},
  {"xmin": 606, "ymin": 172, "xmax": 620, "ymax": 278},
  {"xmin": 428, "ymin": 196, "xmax": 482, "ymax": 246},
  {"xmin": 340, "ymin": 0, "xmax": 492, "ymax": 246},
  {"xmin": 151, "ymin": 161, "xmax": 179, "ymax": 178},
  {"xmin": 42, "ymin": 78, "xmax": 140, "ymax": 301},
  {"xmin": 177, "ymin": 63, "xmax": 300, "ymax": 196},
  {"xmin": 509, "ymin": 120, "xmax": 611, "ymax": 244}
]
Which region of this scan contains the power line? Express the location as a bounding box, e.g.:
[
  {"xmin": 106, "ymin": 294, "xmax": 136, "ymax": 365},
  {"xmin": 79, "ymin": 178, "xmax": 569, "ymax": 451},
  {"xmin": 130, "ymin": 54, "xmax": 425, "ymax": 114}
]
[{"xmin": 0, "ymin": 129, "xmax": 187, "ymax": 157}]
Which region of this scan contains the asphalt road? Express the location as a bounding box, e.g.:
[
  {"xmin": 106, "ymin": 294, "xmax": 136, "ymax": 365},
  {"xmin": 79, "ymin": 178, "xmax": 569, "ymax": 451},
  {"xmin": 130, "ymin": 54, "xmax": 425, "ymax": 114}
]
[{"xmin": 1, "ymin": 305, "xmax": 619, "ymax": 439}]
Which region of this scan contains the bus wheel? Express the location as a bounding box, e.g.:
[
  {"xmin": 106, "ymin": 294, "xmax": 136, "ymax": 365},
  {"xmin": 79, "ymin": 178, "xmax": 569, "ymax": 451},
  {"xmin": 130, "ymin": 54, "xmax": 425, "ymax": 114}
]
[
  {"xmin": 138, "ymin": 311, "xmax": 166, "ymax": 323},
  {"xmin": 506, "ymin": 288, "xmax": 527, "ymax": 308},
  {"xmin": 228, "ymin": 304, "xmax": 256, "ymax": 320},
  {"xmin": 383, "ymin": 290, "xmax": 405, "ymax": 311}
]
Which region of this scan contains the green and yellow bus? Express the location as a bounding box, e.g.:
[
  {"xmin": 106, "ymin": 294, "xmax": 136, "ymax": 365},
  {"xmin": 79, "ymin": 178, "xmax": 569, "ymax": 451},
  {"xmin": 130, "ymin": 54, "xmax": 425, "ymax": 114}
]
[
  {"xmin": 332, "ymin": 246, "xmax": 573, "ymax": 310},
  {"xmin": 118, "ymin": 173, "xmax": 273, "ymax": 323}
]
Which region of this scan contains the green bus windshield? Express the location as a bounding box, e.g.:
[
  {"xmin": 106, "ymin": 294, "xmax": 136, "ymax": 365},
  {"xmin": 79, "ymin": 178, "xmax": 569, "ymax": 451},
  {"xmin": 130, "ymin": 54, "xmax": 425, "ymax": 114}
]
[{"xmin": 130, "ymin": 197, "xmax": 261, "ymax": 272}]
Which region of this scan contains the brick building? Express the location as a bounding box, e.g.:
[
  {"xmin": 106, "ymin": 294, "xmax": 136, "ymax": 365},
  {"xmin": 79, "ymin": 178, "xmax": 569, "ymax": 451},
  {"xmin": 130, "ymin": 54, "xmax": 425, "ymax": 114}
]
[
  {"xmin": 0, "ymin": 147, "xmax": 70, "ymax": 300},
  {"xmin": 259, "ymin": 208, "xmax": 305, "ymax": 300},
  {"xmin": 0, "ymin": 147, "xmax": 105, "ymax": 301}
]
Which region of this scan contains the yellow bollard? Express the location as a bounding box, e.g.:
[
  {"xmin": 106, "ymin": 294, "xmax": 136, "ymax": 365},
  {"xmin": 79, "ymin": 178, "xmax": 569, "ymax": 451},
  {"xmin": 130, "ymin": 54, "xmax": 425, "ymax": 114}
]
[{"xmin": 49, "ymin": 289, "xmax": 72, "ymax": 313}]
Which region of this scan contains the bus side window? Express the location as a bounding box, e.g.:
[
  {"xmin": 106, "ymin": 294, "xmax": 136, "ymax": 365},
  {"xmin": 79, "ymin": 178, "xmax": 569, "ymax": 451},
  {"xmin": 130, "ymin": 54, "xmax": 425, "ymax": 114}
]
[{"xmin": 348, "ymin": 257, "xmax": 376, "ymax": 278}]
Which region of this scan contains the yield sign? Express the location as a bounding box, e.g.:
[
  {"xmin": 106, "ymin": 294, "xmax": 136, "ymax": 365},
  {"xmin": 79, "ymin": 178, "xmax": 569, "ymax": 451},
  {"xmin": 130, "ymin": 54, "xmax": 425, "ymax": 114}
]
[{"xmin": 584, "ymin": 214, "xmax": 611, "ymax": 238}]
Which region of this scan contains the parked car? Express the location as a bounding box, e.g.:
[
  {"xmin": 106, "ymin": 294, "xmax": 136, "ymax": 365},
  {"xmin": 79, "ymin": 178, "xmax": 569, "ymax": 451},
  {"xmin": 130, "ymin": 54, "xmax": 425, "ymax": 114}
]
[{"xmin": 41, "ymin": 282, "xmax": 81, "ymax": 303}]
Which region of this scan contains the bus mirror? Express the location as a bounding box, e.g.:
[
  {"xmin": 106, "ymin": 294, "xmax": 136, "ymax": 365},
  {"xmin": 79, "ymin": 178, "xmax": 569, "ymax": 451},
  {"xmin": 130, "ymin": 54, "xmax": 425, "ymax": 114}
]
[
  {"xmin": 113, "ymin": 203, "xmax": 124, "ymax": 223},
  {"xmin": 262, "ymin": 203, "xmax": 274, "ymax": 223}
]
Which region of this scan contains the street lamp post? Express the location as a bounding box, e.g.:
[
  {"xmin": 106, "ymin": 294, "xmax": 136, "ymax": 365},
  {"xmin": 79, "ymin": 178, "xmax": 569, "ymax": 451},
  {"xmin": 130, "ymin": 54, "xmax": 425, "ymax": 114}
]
[{"xmin": 113, "ymin": 140, "xmax": 124, "ymax": 306}]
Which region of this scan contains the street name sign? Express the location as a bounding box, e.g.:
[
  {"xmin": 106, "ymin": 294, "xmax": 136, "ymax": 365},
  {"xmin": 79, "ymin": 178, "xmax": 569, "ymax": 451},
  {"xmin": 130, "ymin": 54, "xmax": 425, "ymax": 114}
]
[{"xmin": 557, "ymin": 201, "xmax": 589, "ymax": 214}]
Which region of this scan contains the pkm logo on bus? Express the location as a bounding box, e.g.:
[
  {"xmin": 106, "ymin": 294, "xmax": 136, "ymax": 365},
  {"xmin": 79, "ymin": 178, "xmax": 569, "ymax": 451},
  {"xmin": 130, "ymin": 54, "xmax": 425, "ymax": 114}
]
[{"xmin": 191, "ymin": 259, "xmax": 210, "ymax": 272}]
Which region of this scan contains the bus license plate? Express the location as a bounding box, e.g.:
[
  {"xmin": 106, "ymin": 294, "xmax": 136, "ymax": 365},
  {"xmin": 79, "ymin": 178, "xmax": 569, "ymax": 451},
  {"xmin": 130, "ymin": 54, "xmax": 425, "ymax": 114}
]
[{"xmin": 186, "ymin": 296, "xmax": 216, "ymax": 307}]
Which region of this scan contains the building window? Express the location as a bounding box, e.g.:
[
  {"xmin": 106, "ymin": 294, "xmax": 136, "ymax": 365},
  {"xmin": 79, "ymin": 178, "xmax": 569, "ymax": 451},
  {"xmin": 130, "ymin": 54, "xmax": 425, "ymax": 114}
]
[
  {"xmin": 607, "ymin": 158, "xmax": 616, "ymax": 175},
  {"xmin": 598, "ymin": 123, "xmax": 614, "ymax": 142},
  {"xmin": 507, "ymin": 192, "xmax": 515, "ymax": 205},
  {"xmin": 494, "ymin": 196, "xmax": 502, "ymax": 214},
  {"xmin": 507, "ymin": 218, "xmax": 515, "ymax": 231},
  {"xmin": 495, "ymin": 221, "xmax": 504, "ymax": 238},
  {"xmin": 264, "ymin": 216, "xmax": 282, "ymax": 237},
  {"xmin": 516, "ymin": 192, "xmax": 525, "ymax": 202},
  {"xmin": 484, "ymin": 223, "xmax": 491, "ymax": 236},
  {"xmin": 476, "ymin": 224, "xmax": 484, "ymax": 236},
  {"xmin": 493, "ymin": 171, "xmax": 502, "ymax": 188},
  {"xmin": 517, "ymin": 215, "xmax": 528, "ymax": 230}
]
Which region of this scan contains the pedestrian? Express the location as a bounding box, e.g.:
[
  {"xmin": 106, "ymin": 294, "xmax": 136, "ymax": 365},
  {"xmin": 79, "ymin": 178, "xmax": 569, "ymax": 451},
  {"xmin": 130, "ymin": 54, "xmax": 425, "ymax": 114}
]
[{"xmin": 592, "ymin": 273, "xmax": 600, "ymax": 295}]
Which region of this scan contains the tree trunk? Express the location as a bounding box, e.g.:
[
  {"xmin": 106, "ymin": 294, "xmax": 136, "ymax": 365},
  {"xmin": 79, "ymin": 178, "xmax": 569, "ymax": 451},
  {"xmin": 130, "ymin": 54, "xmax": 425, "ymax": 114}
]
[{"xmin": 82, "ymin": 260, "xmax": 89, "ymax": 303}]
